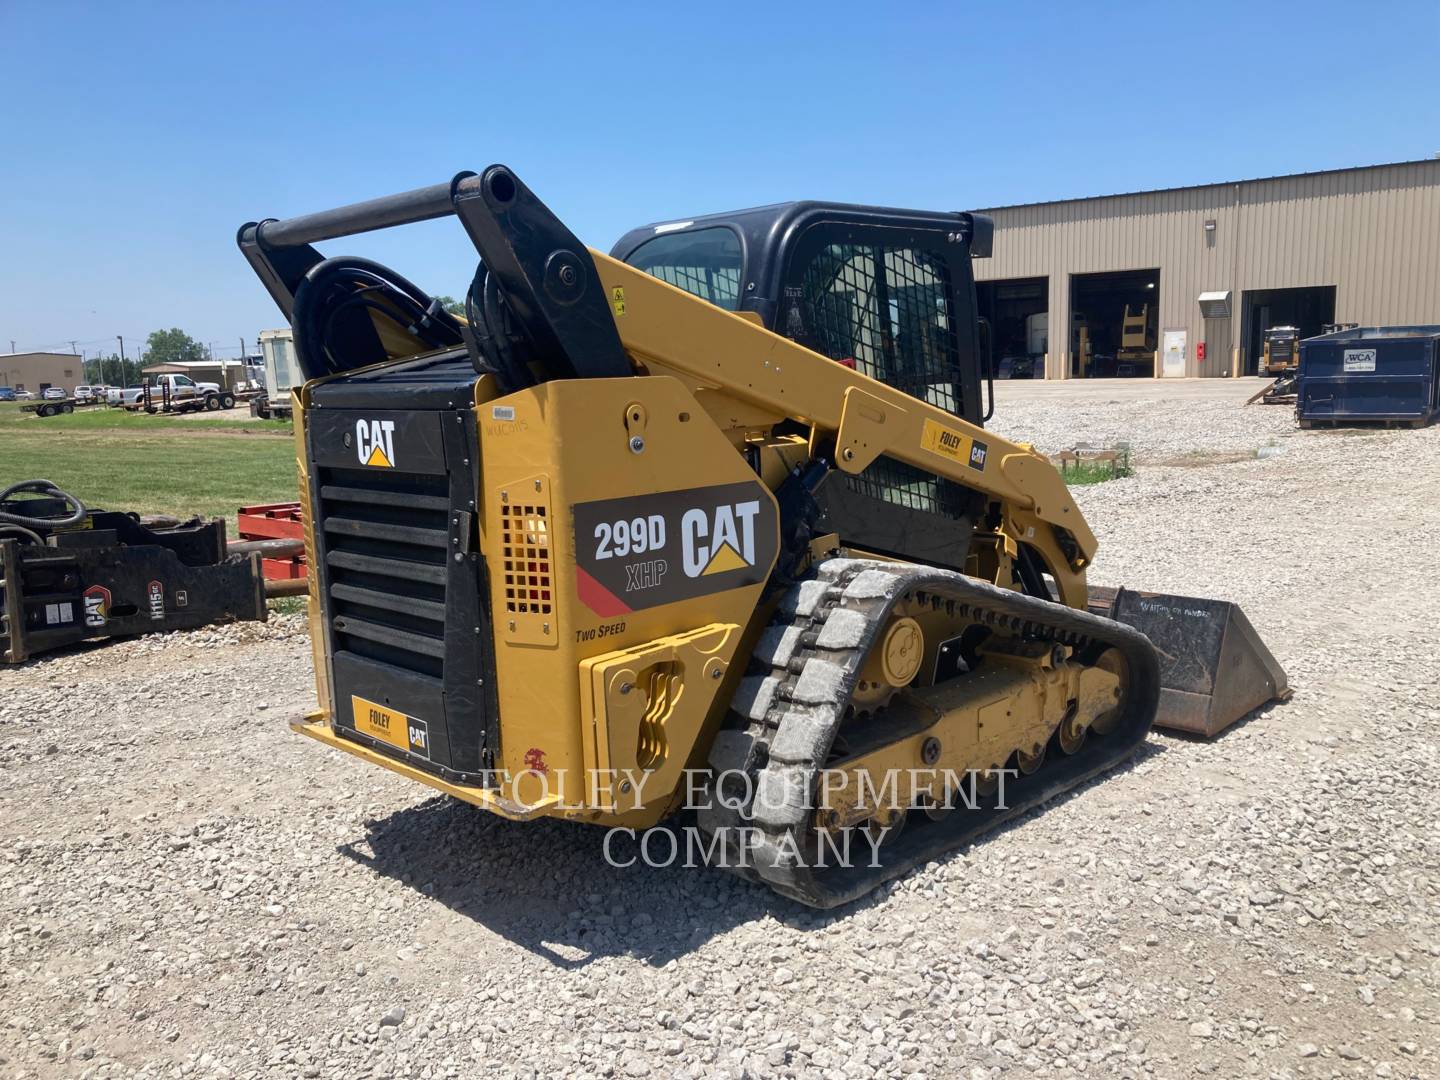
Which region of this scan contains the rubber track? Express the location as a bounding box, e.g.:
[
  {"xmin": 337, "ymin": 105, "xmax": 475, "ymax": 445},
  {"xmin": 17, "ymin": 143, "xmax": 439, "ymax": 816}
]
[{"xmin": 698, "ymin": 558, "xmax": 1162, "ymax": 908}]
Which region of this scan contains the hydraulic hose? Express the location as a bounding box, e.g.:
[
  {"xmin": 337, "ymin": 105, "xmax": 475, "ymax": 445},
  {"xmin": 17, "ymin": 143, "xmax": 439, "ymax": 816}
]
[
  {"xmin": 289, "ymin": 251, "xmax": 539, "ymax": 393},
  {"xmin": 291, "ymin": 256, "xmax": 466, "ymax": 381},
  {"xmin": 0, "ymin": 479, "xmax": 87, "ymax": 529},
  {"xmin": 0, "ymin": 525, "xmax": 46, "ymax": 546},
  {"xmin": 464, "ymin": 260, "xmax": 534, "ymax": 393}
]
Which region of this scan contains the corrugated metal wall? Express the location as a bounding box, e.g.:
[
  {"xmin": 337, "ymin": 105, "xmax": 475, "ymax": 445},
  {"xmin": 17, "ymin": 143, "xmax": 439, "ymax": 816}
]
[
  {"xmin": 976, "ymin": 159, "xmax": 1440, "ymax": 378},
  {"xmin": 0, "ymin": 353, "xmax": 81, "ymax": 392}
]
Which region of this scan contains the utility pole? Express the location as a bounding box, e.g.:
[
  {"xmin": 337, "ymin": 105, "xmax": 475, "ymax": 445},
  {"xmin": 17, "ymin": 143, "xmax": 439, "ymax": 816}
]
[{"xmin": 117, "ymin": 335, "xmax": 127, "ymax": 389}]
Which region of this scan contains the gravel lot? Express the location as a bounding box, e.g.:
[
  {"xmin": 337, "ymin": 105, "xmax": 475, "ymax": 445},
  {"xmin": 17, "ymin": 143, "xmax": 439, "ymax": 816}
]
[
  {"xmin": 3, "ymin": 381, "xmax": 1437, "ymax": 1079},
  {"xmin": 989, "ymin": 377, "xmax": 1297, "ymax": 463}
]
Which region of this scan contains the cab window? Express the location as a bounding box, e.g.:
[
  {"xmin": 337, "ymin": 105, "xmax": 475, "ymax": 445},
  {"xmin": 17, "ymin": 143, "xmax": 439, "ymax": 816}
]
[{"xmin": 625, "ymin": 227, "xmax": 743, "ymax": 310}]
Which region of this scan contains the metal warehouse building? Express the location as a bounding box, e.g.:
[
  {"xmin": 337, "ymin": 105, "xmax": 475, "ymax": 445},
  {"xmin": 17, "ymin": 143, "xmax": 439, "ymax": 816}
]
[
  {"xmin": 974, "ymin": 158, "xmax": 1440, "ymax": 379},
  {"xmin": 0, "ymin": 352, "xmax": 81, "ymax": 394}
]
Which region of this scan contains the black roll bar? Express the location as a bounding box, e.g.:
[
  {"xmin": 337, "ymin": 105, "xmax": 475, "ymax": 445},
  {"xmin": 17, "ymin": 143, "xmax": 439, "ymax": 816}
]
[
  {"xmin": 237, "ymin": 166, "xmax": 632, "ymax": 383},
  {"xmin": 248, "ymin": 178, "xmax": 469, "ymax": 249}
]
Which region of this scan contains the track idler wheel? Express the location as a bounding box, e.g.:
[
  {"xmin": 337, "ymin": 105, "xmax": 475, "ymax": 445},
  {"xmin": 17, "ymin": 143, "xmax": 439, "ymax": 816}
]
[
  {"xmin": 1089, "ymin": 649, "xmax": 1127, "ymax": 736},
  {"xmin": 851, "ymin": 602, "xmax": 925, "ymax": 715},
  {"xmin": 855, "ymin": 808, "xmax": 908, "ymax": 847},
  {"xmin": 972, "ymin": 766, "xmax": 1002, "ymax": 798},
  {"xmin": 919, "ymin": 790, "xmax": 952, "ymax": 823},
  {"xmin": 1055, "ymin": 699, "xmax": 1087, "ymax": 755},
  {"xmin": 1014, "ymin": 741, "xmax": 1047, "ymax": 776}
]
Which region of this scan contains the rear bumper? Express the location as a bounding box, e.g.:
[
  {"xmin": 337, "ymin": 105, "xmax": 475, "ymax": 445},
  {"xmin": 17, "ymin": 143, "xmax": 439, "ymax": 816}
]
[{"xmin": 292, "ymin": 713, "xmax": 560, "ymax": 820}]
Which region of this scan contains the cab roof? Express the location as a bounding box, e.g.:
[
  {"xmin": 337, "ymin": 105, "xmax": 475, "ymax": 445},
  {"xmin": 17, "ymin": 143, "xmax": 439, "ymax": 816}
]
[{"xmin": 610, "ymin": 200, "xmax": 991, "ymax": 311}]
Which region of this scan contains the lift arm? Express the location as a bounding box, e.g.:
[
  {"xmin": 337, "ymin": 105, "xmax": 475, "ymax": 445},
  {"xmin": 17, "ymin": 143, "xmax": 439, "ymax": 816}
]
[{"xmin": 589, "ymin": 253, "xmax": 1097, "ymax": 609}]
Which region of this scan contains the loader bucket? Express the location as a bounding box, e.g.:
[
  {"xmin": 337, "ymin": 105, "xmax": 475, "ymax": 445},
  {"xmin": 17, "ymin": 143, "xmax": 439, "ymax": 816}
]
[{"xmin": 1087, "ymin": 586, "xmax": 1290, "ymax": 737}]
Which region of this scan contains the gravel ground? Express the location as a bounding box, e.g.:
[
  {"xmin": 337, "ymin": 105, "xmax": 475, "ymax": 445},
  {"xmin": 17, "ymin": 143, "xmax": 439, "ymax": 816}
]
[
  {"xmin": 172, "ymin": 407, "xmax": 272, "ymax": 424},
  {"xmin": 3, "ymin": 385, "xmax": 1438, "ymax": 1080},
  {"xmin": 989, "ymin": 378, "xmax": 1295, "ymax": 463}
]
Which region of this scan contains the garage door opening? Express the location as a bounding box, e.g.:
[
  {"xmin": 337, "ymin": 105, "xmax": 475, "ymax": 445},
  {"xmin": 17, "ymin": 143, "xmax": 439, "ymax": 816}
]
[
  {"xmin": 1070, "ymin": 269, "xmax": 1160, "ymax": 377},
  {"xmin": 1240, "ymin": 286, "xmax": 1337, "ymax": 375},
  {"xmin": 976, "ymin": 277, "xmax": 1048, "ymax": 378}
]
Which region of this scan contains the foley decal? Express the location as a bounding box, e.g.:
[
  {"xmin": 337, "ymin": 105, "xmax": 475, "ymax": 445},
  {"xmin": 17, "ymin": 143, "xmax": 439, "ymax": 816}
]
[
  {"xmin": 572, "ymin": 480, "xmax": 778, "ymax": 615},
  {"xmin": 921, "ymin": 418, "xmax": 987, "ymax": 472},
  {"xmin": 351, "ymin": 695, "xmax": 430, "ymax": 758}
]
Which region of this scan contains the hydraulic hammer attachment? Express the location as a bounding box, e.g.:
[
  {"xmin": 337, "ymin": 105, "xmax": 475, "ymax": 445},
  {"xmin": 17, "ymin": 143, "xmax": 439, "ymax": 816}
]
[
  {"xmin": 0, "ymin": 482, "xmax": 266, "ymax": 665},
  {"xmin": 1087, "ymin": 587, "xmax": 1290, "ymax": 737}
]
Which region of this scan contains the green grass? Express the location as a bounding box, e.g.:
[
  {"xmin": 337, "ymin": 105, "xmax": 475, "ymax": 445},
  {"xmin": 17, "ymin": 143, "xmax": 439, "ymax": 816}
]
[
  {"xmin": 268, "ymin": 596, "xmax": 308, "ymax": 616},
  {"xmin": 0, "ymin": 401, "xmax": 290, "ymax": 434},
  {"xmin": 0, "ymin": 402, "xmax": 297, "ymax": 525},
  {"xmin": 1060, "ymin": 448, "xmax": 1134, "ymax": 486}
]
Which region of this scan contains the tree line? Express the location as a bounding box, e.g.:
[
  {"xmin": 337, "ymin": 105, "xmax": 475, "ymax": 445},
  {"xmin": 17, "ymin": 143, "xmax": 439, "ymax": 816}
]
[{"xmin": 82, "ymin": 328, "xmax": 217, "ymax": 386}]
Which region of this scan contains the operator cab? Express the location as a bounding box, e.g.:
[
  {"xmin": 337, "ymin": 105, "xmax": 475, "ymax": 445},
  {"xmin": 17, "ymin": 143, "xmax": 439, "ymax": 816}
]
[{"xmin": 612, "ymin": 202, "xmax": 993, "ymax": 428}]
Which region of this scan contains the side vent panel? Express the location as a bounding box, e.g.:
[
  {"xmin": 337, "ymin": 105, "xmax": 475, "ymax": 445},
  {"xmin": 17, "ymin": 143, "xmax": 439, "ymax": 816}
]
[{"xmin": 497, "ymin": 475, "xmax": 555, "ymax": 646}]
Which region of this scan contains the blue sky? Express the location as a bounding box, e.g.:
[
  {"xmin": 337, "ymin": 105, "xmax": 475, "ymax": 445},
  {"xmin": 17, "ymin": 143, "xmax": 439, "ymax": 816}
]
[{"xmin": 2, "ymin": 1, "xmax": 1436, "ymax": 359}]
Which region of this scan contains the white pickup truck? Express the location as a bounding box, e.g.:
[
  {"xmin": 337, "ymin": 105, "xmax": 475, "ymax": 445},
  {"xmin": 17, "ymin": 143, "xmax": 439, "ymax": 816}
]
[{"xmin": 108, "ymin": 373, "xmax": 236, "ymax": 412}]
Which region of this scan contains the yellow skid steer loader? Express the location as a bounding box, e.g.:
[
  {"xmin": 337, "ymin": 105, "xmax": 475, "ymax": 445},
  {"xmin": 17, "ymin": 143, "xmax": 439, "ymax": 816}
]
[{"xmin": 238, "ymin": 166, "xmax": 1286, "ymax": 906}]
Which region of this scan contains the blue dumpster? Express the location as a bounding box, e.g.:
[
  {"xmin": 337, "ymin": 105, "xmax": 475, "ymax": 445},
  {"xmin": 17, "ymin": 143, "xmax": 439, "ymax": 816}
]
[{"xmin": 1297, "ymin": 325, "xmax": 1440, "ymax": 427}]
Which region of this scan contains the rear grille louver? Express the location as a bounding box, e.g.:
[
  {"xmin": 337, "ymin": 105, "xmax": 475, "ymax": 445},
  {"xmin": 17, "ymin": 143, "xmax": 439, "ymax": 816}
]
[
  {"xmin": 318, "ymin": 467, "xmax": 451, "ymax": 680},
  {"xmin": 303, "ymin": 376, "xmax": 495, "ymax": 781}
]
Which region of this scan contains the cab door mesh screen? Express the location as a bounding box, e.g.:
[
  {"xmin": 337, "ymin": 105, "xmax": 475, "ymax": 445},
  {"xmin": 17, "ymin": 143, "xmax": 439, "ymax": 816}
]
[
  {"xmin": 786, "ymin": 243, "xmax": 969, "ymax": 517},
  {"xmin": 789, "ymin": 244, "xmax": 961, "ymax": 414}
]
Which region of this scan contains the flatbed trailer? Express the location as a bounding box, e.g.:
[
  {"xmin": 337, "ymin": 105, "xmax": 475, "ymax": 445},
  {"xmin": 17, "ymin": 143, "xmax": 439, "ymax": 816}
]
[
  {"xmin": 21, "ymin": 398, "xmax": 97, "ymax": 417},
  {"xmin": 121, "ymin": 382, "xmax": 238, "ymax": 414}
]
